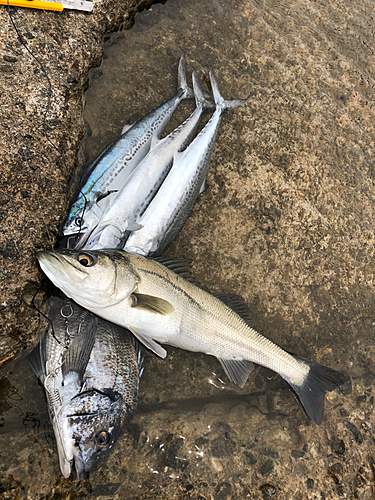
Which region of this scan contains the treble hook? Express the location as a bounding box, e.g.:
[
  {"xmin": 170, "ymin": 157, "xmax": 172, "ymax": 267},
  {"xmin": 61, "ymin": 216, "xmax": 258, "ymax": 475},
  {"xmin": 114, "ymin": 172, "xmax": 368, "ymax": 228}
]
[{"xmin": 66, "ymin": 318, "xmax": 84, "ymax": 339}]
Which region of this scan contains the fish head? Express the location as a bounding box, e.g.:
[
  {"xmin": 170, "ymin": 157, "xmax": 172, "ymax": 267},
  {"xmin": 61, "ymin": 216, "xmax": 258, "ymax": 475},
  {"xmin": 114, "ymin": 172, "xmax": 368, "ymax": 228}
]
[
  {"xmin": 62, "ymin": 201, "xmax": 88, "ymax": 236},
  {"xmin": 55, "ymin": 389, "xmax": 134, "ymax": 480},
  {"xmin": 37, "ymin": 249, "xmax": 139, "ymax": 309},
  {"xmin": 63, "ymin": 200, "xmax": 103, "ymax": 244}
]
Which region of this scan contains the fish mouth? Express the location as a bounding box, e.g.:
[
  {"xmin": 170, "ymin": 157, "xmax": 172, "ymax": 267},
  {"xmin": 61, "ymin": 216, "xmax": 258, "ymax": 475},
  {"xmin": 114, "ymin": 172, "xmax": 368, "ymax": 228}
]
[
  {"xmin": 65, "ymin": 232, "xmax": 90, "ymax": 250},
  {"xmin": 123, "ymin": 244, "xmax": 147, "ymax": 256},
  {"xmin": 37, "ymin": 250, "xmax": 88, "ymax": 293},
  {"xmin": 56, "ymin": 444, "xmax": 86, "ymax": 481},
  {"xmin": 53, "ymin": 413, "xmax": 86, "ymax": 480},
  {"xmin": 60, "ymin": 456, "xmax": 73, "ymax": 479},
  {"xmin": 54, "ymin": 421, "xmax": 74, "ymax": 479}
]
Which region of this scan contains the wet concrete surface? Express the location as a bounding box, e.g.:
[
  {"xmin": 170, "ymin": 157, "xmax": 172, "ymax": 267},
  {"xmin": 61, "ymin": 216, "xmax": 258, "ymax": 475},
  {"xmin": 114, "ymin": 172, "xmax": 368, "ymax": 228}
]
[{"xmin": 1, "ymin": 0, "xmax": 375, "ymax": 498}]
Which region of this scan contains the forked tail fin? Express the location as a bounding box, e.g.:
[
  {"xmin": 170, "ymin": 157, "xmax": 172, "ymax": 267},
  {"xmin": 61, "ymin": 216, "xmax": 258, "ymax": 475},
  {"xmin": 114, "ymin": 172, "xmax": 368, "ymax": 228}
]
[
  {"xmin": 284, "ymin": 355, "xmax": 348, "ymax": 424},
  {"xmin": 209, "ymin": 67, "xmax": 248, "ymax": 112},
  {"xmin": 177, "ymin": 54, "xmax": 194, "ymax": 99},
  {"xmin": 192, "ymin": 71, "xmax": 214, "ymax": 111}
]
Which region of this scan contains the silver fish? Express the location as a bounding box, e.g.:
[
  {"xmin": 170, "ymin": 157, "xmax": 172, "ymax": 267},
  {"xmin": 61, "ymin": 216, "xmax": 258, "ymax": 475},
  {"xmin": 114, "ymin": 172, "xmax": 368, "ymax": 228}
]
[
  {"xmin": 124, "ymin": 68, "xmax": 247, "ymax": 257},
  {"xmin": 63, "ymin": 54, "xmax": 194, "ymax": 248},
  {"xmin": 83, "ymin": 72, "xmax": 213, "ymax": 251},
  {"xmin": 27, "ymin": 296, "xmax": 143, "ymax": 479},
  {"xmin": 37, "ymin": 250, "xmax": 347, "ymax": 425}
]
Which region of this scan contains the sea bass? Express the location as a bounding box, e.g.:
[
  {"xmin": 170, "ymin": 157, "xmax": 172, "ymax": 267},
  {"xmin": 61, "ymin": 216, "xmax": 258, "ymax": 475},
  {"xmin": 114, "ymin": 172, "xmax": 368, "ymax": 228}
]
[
  {"xmin": 63, "ymin": 54, "xmax": 194, "ymax": 248},
  {"xmin": 27, "ymin": 296, "xmax": 143, "ymax": 479},
  {"xmin": 84, "ymin": 72, "xmax": 213, "ymax": 251},
  {"xmin": 37, "ymin": 250, "xmax": 347, "ymax": 425},
  {"xmin": 124, "ymin": 68, "xmax": 247, "ymax": 257}
]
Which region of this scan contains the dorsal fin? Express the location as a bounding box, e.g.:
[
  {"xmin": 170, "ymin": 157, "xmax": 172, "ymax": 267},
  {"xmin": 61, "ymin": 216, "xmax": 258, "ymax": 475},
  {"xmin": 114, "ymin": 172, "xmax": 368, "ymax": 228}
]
[
  {"xmin": 153, "ymin": 257, "xmax": 200, "ymax": 284},
  {"xmin": 214, "ymin": 293, "xmax": 255, "ymax": 328}
]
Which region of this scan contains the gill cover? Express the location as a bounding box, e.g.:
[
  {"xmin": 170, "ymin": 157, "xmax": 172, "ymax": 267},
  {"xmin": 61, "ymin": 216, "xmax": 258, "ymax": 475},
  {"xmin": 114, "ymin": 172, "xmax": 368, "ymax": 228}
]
[{"xmin": 73, "ymin": 250, "xmax": 141, "ymax": 305}]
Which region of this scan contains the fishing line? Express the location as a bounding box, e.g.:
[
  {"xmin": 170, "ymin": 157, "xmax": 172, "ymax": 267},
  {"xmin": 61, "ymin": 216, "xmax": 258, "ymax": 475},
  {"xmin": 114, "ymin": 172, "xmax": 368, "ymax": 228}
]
[
  {"xmin": 5, "ymin": 0, "xmax": 89, "ymax": 246},
  {"xmin": 31, "ymin": 278, "xmax": 64, "ymax": 347},
  {"xmin": 6, "ymin": 1, "xmax": 91, "ymax": 329}
]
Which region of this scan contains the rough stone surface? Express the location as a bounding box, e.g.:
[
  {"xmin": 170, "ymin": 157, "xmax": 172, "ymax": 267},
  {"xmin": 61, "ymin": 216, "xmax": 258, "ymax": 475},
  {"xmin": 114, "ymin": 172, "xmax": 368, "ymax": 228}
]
[
  {"xmin": 1, "ymin": 0, "xmax": 375, "ymax": 498},
  {"xmin": 0, "ymin": 0, "xmax": 154, "ymax": 366}
]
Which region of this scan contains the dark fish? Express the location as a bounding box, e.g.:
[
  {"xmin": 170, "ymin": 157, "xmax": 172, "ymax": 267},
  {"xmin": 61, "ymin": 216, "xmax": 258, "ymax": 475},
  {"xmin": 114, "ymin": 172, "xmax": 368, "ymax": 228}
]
[{"xmin": 27, "ymin": 296, "xmax": 143, "ymax": 479}]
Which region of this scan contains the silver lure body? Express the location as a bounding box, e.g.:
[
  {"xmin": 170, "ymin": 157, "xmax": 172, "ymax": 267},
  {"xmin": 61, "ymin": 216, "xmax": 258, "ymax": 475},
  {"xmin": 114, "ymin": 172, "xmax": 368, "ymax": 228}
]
[
  {"xmin": 63, "ymin": 55, "xmax": 193, "ymax": 246},
  {"xmin": 83, "ymin": 73, "xmax": 212, "ymax": 252},
  {"xmin": 124, "ymin": 68, "xmax": 247, "ymax": 257},
  {"xmin": 27, "ymin": 296, "xmax": 142, "ymax": 479}
]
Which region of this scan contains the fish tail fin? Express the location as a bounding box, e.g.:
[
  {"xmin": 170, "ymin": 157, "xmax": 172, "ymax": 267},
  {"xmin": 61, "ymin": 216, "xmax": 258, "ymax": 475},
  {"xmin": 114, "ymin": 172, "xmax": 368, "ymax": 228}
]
[
  {"xmin": 209, "ymin": 67, "xmax": 247, "ymax": 111},
  {"xmin": 178, "ymin": 54, "xmax": 194, "ymax": 99},
  {"xmin": 283, "ymin": 355, "xmax": 348, "ymax": 425},
  {"xmin": 192, "ymin": 71, "xmax": 215, "ymax": 110}
]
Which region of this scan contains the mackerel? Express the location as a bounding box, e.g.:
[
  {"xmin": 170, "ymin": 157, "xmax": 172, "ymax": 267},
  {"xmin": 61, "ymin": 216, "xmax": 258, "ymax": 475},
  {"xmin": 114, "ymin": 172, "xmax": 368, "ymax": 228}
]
[
  {"xmin": 84, "ymin": 72, "xmax": 213, "ymax": 251},
  {"xmin": 63, "ymin": 55, "xmax": 194, "ymax": 247},
  {"xmin": 124, "ymin": 68, "xmax": 246, "ymax": 257}
]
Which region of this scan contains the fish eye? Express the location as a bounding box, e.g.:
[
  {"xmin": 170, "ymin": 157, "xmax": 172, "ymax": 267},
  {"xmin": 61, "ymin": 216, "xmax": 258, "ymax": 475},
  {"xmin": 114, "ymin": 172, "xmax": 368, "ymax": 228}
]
[
  {"xmin": 78, "ymin": 253, "xmax": 95, "ymax": 267},
  {"xmin": 75, "ymin": 217, "xmax": 83, "ymax": 227},
  {"xmin": 95, "ymin": 430, "xmax": 110, "ymax": 447}
]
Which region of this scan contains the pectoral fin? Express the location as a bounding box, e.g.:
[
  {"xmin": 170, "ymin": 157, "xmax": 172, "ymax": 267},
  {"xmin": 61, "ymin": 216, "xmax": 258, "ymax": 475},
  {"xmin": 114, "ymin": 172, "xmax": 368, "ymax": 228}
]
[
  {"xmin": 218, "ymin": 358, "xmax": 255, "ymax": 388},
  {"xmin": 131, "ymin": 293, "xmax": 174, "ymax": 315},
  {"xmin": 129, "ymin": 327, "xmax": 167, "ymax": 358},
  {"xmin": 26, "ymin": 333, "xmax": 46, "ymax": 380}
]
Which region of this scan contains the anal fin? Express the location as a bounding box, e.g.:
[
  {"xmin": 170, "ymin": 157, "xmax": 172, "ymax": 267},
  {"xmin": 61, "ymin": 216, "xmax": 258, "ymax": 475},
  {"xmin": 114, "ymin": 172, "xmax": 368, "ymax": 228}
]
[{"xmin": 218, "ymin": 358, "xmax": 255, "ymax": 388}]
